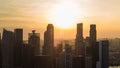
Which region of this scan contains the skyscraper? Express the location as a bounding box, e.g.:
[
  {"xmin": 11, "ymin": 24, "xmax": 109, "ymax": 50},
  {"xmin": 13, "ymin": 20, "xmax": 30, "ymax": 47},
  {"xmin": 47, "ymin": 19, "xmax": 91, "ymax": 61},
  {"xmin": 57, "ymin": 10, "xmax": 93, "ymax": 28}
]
[
  {"xmin": 90, "ymin": 24, "xmax": 97, "ymax": 43},
  {"xmin": 75, "ymin": 23, "xmax": 85, "ymax": 68},
  {"xmin": 0, "ymin": 33, "xmax": 2, "ymax": 68},
  {"xmin": 14, "ymin": 28, "xmax": 23, "ymax": 67},
  {"xmin": 65, "ymin": 44, "xmax": 72, "ymax": 68},
  {"xmin": 1, "ymin": 29, "xmax": 15, "ymax": 68},
  {"xmin": 99, "ymin": 40, "xmax": 109, "ymax": 68},
  {"xmin": 42, "ymin": 24, "xmax": 54, "ymax": 68},
  {"xmin": 89, "ymin": 24, "xmax": 98, "ymax": 68},
  {"xmin": 43, "ymin": 24, "xmax": 54, "ymax": 56},
  {"xmin": 28, "ymin": 30, "xmax": 40, "ymax": 55},
  {"xmin": 75, "ymin": 23, "xmax": 85, "ymax": 56}
]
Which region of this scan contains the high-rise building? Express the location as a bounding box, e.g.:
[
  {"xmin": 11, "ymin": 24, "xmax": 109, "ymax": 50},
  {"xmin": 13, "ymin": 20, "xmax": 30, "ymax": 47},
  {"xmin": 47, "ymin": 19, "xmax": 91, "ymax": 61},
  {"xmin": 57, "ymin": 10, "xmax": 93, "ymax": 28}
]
[
  {"xmin": 89, "ymin": 24, "xmax": 98, "ymax": 68},
  {"xmin": 75, "ymin": 23, "xmax": 85, "ymax": 68},
  {"xmin": 43, "ymin": 24, "xmax": 54, "ymax": 56},
  {"xmin": 85, "ymin": 37, "xmax": 91, "ymax": 56},
  {"xmin": 1, "ymin": 29, "xmax": 15, "ymax": 68},
  {"xmin": 22, "ymin": 43, "xmax": 34, "ymax": 68},
  {"xmin": 90, "ymin": 24, "xmax": 97, "ymax": 43},
  {"xmin": 98, "ymin": 40, "xmax": 109, "ymax": 68},
  {"xmin": 42, "ymin": 24, "xmax": 54, "ymax": 68},
  {"xmin": 56, "ymin": 52, "xmax": 65, "ymax": 68},
  {"xmin": 14, "ymin": 28, "xmax": 23, "ymax": 67},
  {"xmin": 65, "ymin": 44, "xmax": 72, "ymax": 68},
  {"xmin": 75, "ymin": 23, "xmax": 85, "ymax": 56},
  {"xmin": 28, "ymin": 30, "xmax": 40, "ymax": 55},
  {"xmin": 0, "ymin": 33, "xmax": 2, "ymax": 68}
]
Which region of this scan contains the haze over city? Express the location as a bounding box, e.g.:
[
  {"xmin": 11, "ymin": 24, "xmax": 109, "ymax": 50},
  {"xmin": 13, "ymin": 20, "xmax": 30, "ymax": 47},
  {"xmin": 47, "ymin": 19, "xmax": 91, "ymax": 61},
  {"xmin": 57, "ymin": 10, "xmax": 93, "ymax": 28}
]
[
  {"xmin": 0, "ymin": 0, "xmax": 120, "ymax": 40},
  {"xmin": 0, "ymin": 0, "xmax": 120, "ymax": 68}
]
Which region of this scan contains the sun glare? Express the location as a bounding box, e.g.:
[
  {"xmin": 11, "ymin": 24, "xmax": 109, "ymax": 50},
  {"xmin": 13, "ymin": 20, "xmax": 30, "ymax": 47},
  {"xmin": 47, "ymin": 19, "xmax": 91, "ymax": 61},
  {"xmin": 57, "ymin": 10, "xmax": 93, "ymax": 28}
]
[{"xmin": 49, "ymin": 1, "xmax": 80, "ymax": 28}]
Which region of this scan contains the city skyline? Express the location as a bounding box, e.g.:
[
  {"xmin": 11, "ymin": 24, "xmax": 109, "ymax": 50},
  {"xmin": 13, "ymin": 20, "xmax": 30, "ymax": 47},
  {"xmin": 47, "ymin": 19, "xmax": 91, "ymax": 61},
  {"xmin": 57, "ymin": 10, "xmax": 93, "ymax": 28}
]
[
  {"xmin": 0, "ymin": 0, "xmax": 119, "ymax": 68},
  {"xmin": 0, "ymin": 23, "xmax": 110, "ymax": 68},
  {"xmin": 0, "ymin": 0, "xmax": 120, "ymax": 40}
]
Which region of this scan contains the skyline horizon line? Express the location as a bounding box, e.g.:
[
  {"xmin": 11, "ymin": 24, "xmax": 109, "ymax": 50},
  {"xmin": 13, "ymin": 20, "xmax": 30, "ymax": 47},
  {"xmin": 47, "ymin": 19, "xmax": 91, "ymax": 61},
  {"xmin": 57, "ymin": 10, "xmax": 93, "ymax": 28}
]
[{"xmin": 0, "ymin": 23, "xmax": 120, "ymax": 40}]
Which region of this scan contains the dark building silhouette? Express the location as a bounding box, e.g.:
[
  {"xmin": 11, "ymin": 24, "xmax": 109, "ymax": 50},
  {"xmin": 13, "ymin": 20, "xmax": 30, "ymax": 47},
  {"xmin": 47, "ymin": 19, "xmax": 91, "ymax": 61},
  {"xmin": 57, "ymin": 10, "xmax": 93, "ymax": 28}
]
[
  {"xmin": 28, "ymin": 30, "xmax": 40, "ymax": 55},
  {"xmin": 22, "ymin": 43, "xmax": 34, "ymax": 68},
  {"xmin": 64, "ymin": 44, "xmax": 73, "ymax": 68},
  {"xmin": 57, "ymin": 44, "xmax": 73, "ymax": 68},
  {"xmin": 75, "ymin": 23, "xmax": 85, "ymax": 68},
  {"xmin": 42, "ymin": 24, "xmax": 55, "ymax": 68},
  {"xmin": 75, "ymin": 23, "xmax": 85, "ymax": 56},
  {"xmin": 89, "ymin": 24, "xmax": 98, "ymax": 68},
  {"xmin": 85, "ymin": 37, "xmax": 91, "ymax": 56},
  {"xmin": 1, "ymin": 29, "xmax": 15, "ymax": 68},
  {"xmin": 56, "ymin": 52, "xmax": 65, "ymax": 68},
  {"xmin": 90, "ymin": 24, "xmax": 97, "ymax": 43},
  {"xmin": 0, "ymin": 33, "xmax": 2, "ymax": 68},
  {"xmin": 43, "ymin": 24, "xmax": 54, "ymax": 56},
  {"xmin": 98, "ymin": 40, "xmax": 109, "ymax": 68},
  {"xmin": 0, "ymin": 23, "xmax": 110, "ymax": 68},
  {"xmin": 14, "ymin": 28, "xmax": 23, "ymax": 67}
]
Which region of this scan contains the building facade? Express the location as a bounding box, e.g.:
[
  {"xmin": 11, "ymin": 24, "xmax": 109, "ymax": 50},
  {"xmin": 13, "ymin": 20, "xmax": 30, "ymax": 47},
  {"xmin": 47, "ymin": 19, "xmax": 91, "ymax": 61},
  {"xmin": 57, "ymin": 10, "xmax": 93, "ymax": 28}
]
[
  {"xmin": 1, "ymin": 29, "xmax": 15, "ymax": 68},
  {"xmin": 28, "ymin": 30, "xmax": 40, "ymax": 55},
  {"xmin": 14, "ymin": 28, "xmax": 23, "ymax": 67},
  {"xmin": 98, "ymin": 40, "xmax": 109, "ymax": 68}
]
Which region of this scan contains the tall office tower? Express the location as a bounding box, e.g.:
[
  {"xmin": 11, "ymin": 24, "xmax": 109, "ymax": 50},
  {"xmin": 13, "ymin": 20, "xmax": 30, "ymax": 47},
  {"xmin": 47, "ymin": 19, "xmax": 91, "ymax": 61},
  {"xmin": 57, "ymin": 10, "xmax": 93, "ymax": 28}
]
[
  {"xmin": 43, "ymin": 24, "xmax": 54, "ymax": 56},
  {"xmin": 1, "ymin": 29, "xmax": 15, "ymax": 68},
  {"xmin": 14, "ymin": 28, "xmax": 23, "ymax": 67},
  {"xmin": 75, "ymin": 23, "xmax": 85, "ymax": 56},
  {"xmin": 65, "ymin": 44, "xmax": 72, "ymax": 68},
  {"xmin": 85, "ymin": 37, "xmax": 91, "ymax": 56},
  {"xmin": 22, "ymin": 43, "xmax": 36, "ymax": 68},
  {"xmin": 42, "ymin": 24, "xmax": 54, "ymax": 68},
  {"xmin": 89, "ymin": 24, "xmax": 98, "ymax": 68},
  {"xmin": 75, "ymin": 23, "xmax": 85, "ymax": 68},
  {"xmin": 98, "ymin": 40, "xmax": 109, "ymax": 68},
  {"xmin": 28, "ymin": 30, "xmax": 40, "ymax": 55},
  {"xmin": 22, "ymin": 43, "xmax": 34, "ymax": 68},
  {"xmin": 90, "ymin": 24, "xmax": 97, "ymax": 44},
  {"xmin": 0, "ymin": 33, "xmax": 2, "ymax": 68}
]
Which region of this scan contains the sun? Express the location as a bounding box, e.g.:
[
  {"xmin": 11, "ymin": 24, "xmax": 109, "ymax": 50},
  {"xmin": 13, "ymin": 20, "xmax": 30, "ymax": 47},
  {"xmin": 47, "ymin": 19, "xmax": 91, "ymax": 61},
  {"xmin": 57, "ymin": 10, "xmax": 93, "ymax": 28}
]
[{"xmin": 49, "ymin": 1, "xmax": 80, "ymax": 28}]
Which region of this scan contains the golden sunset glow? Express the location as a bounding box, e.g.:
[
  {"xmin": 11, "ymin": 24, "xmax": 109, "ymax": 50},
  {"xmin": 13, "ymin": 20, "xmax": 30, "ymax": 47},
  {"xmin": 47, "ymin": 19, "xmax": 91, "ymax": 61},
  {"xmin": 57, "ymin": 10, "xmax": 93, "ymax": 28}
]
[
  {"xmin": 0, "ymin": 0, "xmax": 120, "ymax": 39},
  {"xmin": 49, "ymin": 1, "xmax": 80, "ymax": 28}
]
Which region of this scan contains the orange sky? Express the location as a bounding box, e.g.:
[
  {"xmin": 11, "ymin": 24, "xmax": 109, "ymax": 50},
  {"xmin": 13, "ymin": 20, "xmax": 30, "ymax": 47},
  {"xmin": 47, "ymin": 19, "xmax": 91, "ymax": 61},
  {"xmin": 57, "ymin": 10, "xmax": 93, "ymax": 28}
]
[{"xmin": 0, "ymin": 0, "xmax": 120, "ymax": 40}]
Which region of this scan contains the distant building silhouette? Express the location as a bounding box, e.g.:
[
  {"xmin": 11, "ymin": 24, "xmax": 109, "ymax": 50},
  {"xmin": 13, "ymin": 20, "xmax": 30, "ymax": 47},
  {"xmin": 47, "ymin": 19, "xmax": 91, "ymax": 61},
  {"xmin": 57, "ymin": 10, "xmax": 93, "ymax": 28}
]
[
  {"xmin": 0, "ymin": 23, "xmax": 110, "ymax": 68},
  {"xmin": 64, "ymin": 44, "xmax": 72, "ymax": 68},
  {"xmin": 22, "ymin": 43, "xmax": 34, "ymax": 68},
  {"xmin": 42, "ymin": 24, "xmax": 55, "ymax": 68},
  {"xmin": 1, "ymin": 29, "xmax": 15, "ymax": 68},
  {"xmin": 89, "ymin": 24, "xmax": 99, "ymax": 68},
  {"xmin": 0, "ymin": 33, "xmax": 2, "ymax": 68},
  {"xmin": 90, "ymin": 24, "xmax": 97, "ymax": 43},
  {"xmin": 28, "ymin": 30, "xmax": 40, "ymax": 55},
  {"xmin": 98, "ymin": 40, "xmax": 109, "ymax": 68},
  {"xmin": 14, "ymin": 28, "xmax": 23, "ymax": 67},
  {"xmin": 43, "ymin": 24, "xmax": 54, "ymax": 56},
  {"xmin": 75, "ymin": 23, "xmax": 85, "ymax": 68},
  {"xmin": 75, "ymin": 23, "xmax": 85, "ymax": 56}
]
